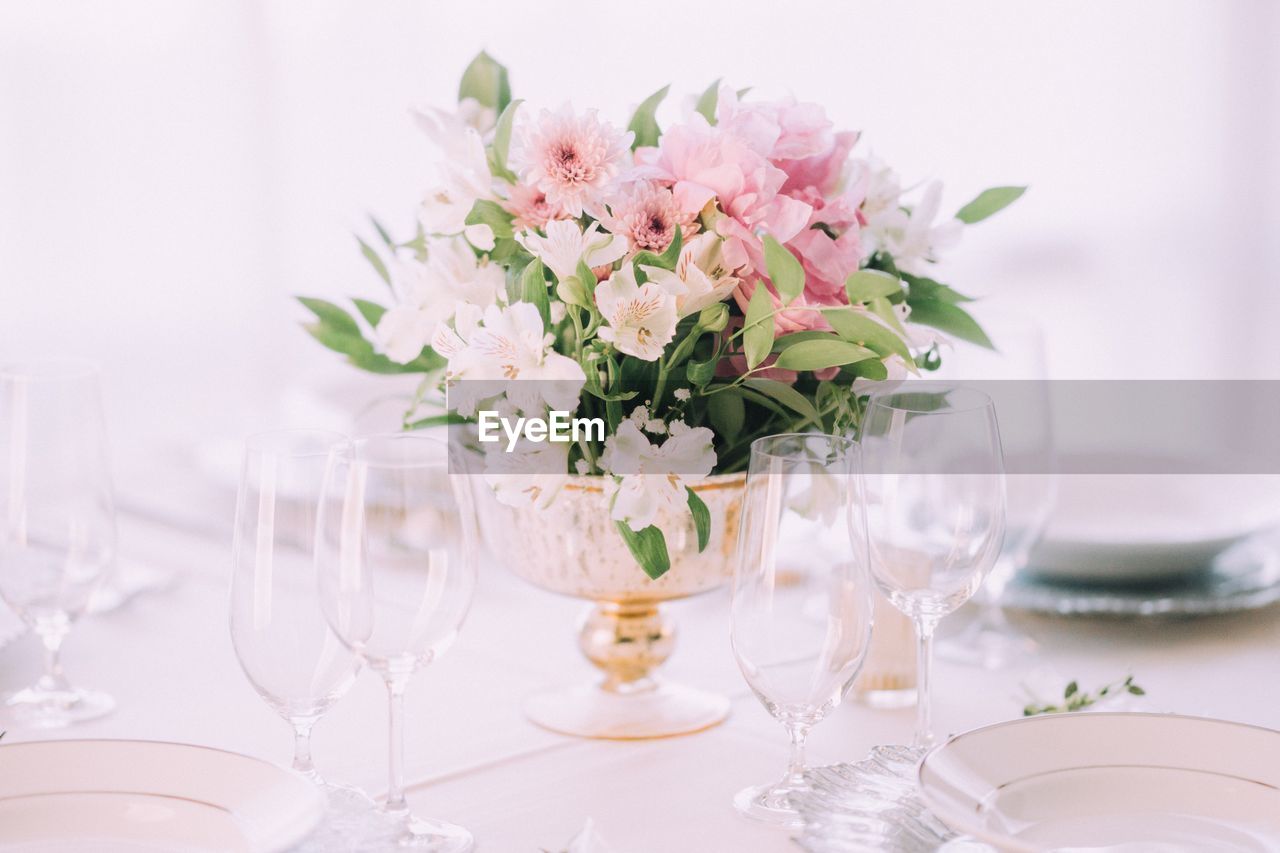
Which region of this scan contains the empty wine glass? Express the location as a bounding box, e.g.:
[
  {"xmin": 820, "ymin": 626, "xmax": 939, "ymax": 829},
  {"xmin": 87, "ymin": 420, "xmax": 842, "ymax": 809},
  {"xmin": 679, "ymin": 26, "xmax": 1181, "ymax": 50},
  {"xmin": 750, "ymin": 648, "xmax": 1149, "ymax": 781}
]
[
  {"xmin": 731, "ymin": 434, "xmax": 874, "ymax": 827},
  {"xmin": 316, "ymin": 433, "xmax": 477, "ymax": 852},
  {"xmin": 0, "ymin": 361, "xmax": 116, "ymax": 728},
  {"xmin": 936, "ymin": 321, "xmax": 1057, "ymax": 669},
  {"xmin": 229, "ymin": 429, "xmax": 368, "ymax": 808},
  {"xmin": 860, "ymin": 386, "xmax": 1005, "ymax": 748}
]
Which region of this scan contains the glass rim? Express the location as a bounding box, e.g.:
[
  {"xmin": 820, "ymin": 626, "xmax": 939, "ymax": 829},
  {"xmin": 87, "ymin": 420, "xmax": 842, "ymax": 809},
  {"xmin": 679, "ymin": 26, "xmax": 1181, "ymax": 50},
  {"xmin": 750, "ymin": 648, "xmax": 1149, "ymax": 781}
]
[
  {"xmin": 866, "ymin": 383, "xmax": 997, "ymax": 415},
  {"xmin": 749, "ymin": 432, "xmax": 859, "ymax": 462},
  {"xmin": 0, "ymin": 359, "xmax": 101, "ymax": 382},
  {"xmin": 337, "ymin": 431, "xmax": 452, "ymax": 470},
  {"xmin": 244, "ymin": 428, "xmax": 350, "ymax": 459}
]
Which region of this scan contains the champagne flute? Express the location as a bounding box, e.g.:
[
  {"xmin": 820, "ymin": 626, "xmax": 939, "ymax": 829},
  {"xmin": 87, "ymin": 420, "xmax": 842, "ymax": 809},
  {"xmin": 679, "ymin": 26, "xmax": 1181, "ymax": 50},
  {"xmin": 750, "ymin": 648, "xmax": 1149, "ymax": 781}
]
[
  {"xmin": 860, "ymin": 386, "xmax": 1005, "ymax": 748},
  {"xmin": 229, "ymin": 429, "xmax": 367, "ymax": 804},
  {"xmin": 0, "ymin": 360, "xmax": 116, "ymax": 728},
  {"xmin": 731, "ymin": 434, "xmax": 874, "ymax": 827},
  {"xmin": 316, "ymin": 433, "xmax": 477, "ymax": 852}
]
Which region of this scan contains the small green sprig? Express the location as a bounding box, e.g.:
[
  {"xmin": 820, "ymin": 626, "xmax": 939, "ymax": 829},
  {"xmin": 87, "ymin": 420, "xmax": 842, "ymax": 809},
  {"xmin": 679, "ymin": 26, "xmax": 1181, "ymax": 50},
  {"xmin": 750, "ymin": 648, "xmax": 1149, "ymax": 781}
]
[{"xmin": 1023, "ymin": 675, "xmax": 1145, "ymax": 716}]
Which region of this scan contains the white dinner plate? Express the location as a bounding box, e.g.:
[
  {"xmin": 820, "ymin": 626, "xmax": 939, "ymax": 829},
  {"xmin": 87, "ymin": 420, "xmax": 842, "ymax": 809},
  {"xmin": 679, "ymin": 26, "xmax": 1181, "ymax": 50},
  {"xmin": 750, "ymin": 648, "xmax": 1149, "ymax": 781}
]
[
  {"xmin": 1031, "ymin": 463, "xmax": 1280, "ymax": 584},
  {"xmin": 0, "ymin": 739, "xmax": 323, "ymax": 852},
  {"xmin": 919, "ymin": 713, "xmax": 1280, "ymax": 852}
]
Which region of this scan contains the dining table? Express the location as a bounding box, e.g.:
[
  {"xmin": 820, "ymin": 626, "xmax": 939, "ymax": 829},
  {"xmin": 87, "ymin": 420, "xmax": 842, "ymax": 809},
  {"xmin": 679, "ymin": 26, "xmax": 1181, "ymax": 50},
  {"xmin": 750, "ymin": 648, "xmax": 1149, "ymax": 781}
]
[{"xmin": 3, "ymin": 445, "xmax": 1280, "ymax": 853}]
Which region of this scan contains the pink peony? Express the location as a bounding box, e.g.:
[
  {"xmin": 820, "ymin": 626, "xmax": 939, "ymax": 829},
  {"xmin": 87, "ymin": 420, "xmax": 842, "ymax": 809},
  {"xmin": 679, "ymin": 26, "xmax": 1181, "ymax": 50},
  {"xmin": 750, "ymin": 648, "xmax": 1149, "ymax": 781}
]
[
  {"xmin": 508, "ymin": 105, "xmax": 633, "ymax": 218},
  {"xmin": 715, "ymin": 87, "xmax": 836, "ymax": 162},
  {"xmin": 594, "ymin": 181, "xmax": 697, "ymax": 254},
  {"xmin": 503, "ymin": 182, "xmax": 570, "ymax": 232}
]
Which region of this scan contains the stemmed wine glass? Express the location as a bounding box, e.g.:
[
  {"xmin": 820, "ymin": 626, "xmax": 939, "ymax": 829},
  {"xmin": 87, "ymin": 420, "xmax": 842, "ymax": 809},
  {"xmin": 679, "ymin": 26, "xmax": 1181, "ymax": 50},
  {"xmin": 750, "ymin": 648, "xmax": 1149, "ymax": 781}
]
[
  {"xmin": 0, "ymin": 361, "xmax": 116, "ymax": 728},
  {"xmin": 860, "ymin": 386, "xmax": 1005, "ymax": 748},
  {"xmin": 229, "ymin": 429, "xmax": 369, "ymax": 810},
  {"xmin": 316, "ymin": 433, "xmax": 478, "ymax": 852},
  {"xmin": 731, "ymin": 434, "xmax": 874, "ymax": 827},
  {"xmin": 936, "ymin": 322, "xmax": 1057, "ymax": 668}
]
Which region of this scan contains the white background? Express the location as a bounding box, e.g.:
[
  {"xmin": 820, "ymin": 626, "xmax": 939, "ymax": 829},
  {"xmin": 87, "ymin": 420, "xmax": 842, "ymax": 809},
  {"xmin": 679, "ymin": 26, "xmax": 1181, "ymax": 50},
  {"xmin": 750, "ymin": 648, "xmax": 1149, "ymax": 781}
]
[{"xmin": 3, "ymin": 0, "xmax": 1280, "ymax": 467}]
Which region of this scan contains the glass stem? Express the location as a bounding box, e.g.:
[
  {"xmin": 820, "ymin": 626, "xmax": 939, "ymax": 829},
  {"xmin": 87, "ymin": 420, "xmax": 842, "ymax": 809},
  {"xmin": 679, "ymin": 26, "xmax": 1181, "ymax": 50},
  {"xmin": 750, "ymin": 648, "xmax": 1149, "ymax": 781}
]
[
  {"xmin": 784, "ymin": 722, "xmax": 810, "ymax": 787},
  {"xmin": 291, "ymin": 717, "xmax": 318, "ymax": 780},
  {"xmin": 36, "ymin": 624, "xmax": 70, "ymax": 693},
  {"xmin": 914, "ymin": 617, "xmax": 939, "ymax": 749},
  {"xmin": 384, "ymin": 674, "xmax": 410, "ymax": 814}
]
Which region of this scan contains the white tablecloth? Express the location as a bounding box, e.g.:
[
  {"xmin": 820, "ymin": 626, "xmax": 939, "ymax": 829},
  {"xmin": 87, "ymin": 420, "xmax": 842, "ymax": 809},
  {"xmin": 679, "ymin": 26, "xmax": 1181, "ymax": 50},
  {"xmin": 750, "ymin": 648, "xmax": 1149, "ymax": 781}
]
[{"xmin": 3, "ymin": 507, "xmax": 1280, "ymax": 852}]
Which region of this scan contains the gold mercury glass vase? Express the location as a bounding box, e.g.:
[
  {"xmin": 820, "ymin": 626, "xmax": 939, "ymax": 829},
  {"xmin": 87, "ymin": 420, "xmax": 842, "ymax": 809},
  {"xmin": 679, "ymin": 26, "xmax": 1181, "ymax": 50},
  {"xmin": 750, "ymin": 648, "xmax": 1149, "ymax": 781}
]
[{"xmin": 482, "ymin": 473, "xmax": 745, "ymax": 739}]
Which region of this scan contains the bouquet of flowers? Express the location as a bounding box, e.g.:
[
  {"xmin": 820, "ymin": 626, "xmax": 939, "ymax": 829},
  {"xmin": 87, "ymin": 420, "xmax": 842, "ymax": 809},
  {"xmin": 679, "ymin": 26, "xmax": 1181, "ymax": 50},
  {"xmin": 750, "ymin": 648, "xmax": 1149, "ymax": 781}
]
[{"xmin": 301, "ymin": 52, "xmax": 1022, "ymax": 578}]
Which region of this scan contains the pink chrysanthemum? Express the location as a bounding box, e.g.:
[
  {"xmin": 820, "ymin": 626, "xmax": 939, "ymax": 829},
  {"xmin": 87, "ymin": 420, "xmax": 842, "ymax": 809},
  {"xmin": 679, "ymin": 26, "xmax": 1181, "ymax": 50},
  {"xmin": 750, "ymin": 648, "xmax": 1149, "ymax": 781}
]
[
  {"xmin": 596, "ymin": 181, "xmax": 698, "ymax": 254},
  {"xmin": 508, "ymin": 105, "xmax": 633, "ymax": 217},
  {"xmin": 503, "ymin": 182, "xmax": 570, "ymax": 232}
]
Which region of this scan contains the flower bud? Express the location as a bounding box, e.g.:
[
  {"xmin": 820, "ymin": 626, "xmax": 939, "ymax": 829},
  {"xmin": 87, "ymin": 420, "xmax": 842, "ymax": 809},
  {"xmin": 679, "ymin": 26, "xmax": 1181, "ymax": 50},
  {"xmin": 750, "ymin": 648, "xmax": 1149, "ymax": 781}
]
[{"xmin": 697, "ymin": 302, "xmax": 729, "ymax": 333}]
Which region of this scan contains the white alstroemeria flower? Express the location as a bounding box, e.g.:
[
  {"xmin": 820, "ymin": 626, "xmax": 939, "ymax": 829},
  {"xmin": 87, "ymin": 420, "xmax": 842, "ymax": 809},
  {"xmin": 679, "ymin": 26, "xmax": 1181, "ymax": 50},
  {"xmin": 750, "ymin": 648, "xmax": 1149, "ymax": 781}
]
[
  {"xmin": 515, "ymin": 219, "xmax": 627, "ymax": 282},
  {"xmin": 374, "ymin": 239, "xmax": 504, "ymax": 364},
  {"xmin": 641, "ymin": 232, "xmax": 743, "ymax": 318},
  {"xmin": 595, "ymin": 265, "xmax": 678, "ymax": 362},
  {"xmin": 439, "ymin": 302, "xmax": 586, "ymax": 416},
  {"xmin": 859, "ymin": 169, "xmax": 961, "ymax": 275},
  {"xmin": 415, "ymin": 106, "xmax": 493, "ymax": 236},
  {"xmin": 456, "ymin": 96, "xmax": 497, "ymax": 135},
  {"xmin": 600, "ymin": 419, "xmax": 716, "ymax": 531},
  {"xmin": 483, "ymin": 438, "xmax": 569, "ymax": 511}
]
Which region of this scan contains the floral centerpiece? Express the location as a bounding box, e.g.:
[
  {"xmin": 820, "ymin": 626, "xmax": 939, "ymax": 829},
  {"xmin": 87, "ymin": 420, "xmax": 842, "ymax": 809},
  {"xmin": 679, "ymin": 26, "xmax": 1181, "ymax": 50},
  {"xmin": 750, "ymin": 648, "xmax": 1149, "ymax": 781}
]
[{"xmin": 301, "ymin": 52, "xmax": 1022, "ymax": 580}]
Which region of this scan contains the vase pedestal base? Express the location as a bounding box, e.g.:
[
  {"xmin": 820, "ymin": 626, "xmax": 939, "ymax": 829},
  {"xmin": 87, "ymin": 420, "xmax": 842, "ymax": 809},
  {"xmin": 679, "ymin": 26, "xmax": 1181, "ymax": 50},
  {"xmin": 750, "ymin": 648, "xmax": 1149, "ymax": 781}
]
[{"xmin": 523, "ymin": 680, "xmax": 730, "ymax": 740}]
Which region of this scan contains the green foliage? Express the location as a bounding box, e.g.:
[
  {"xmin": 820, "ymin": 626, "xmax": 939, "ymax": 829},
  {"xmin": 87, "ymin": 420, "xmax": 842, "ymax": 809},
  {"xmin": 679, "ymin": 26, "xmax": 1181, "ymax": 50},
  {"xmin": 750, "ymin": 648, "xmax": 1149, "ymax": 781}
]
[
  {"xmin": 518, "ymin": 258, "xmax": 550, "ymax": 329},
  {"xmin": 763, "ymin": 235, "xmax": 804, "ymax": 304},
  {"xmin": 707, "ymin": 388, "xmax": 745, "ymax": 444},
  {"xmin": 627, "ymin": 85, "xmax": 670, "ymax": 150},
  {"xmin": 686, "ymin": 488, "xmax": 710, "ymax": 552},
  {"xmin": 357, "ymin": 237, "xmax": 391, "ymax": 286},
  {"xmin": 906, "ymin": 298, "xmax": 993, "ymax": 349},
  {"xmin": 694, "ymin": 79, "xmax": 721, "ymax": 124},
  {"xmin": 488, "ymin": 99, "xmax": 523, "ymax": 181},
  {"xmin": 297, "ymin": 297, "xmax": 442, "ymax": 374},
  {"xmin": 1023, "ymin": 675, "xmax": 1145, "ymax": 716},
  {"xmin": 742, "ymin": 378, "xmax": 822, "ymax": 426},
  {"xmin": 956, "ymin": 186, "xmax": 1026, "ymax": 224},
  {"xmin": 352, "ymin": 298, "xmax": 386, "ymax": 327},
  {"xmin": 773, "ymin": 338, "xmax": 877, "ymax": 372},
  {"xmin": 845, "ymin": 269, "xmax": 902, "ymax": 303},
  {"xmin": 464, "ymin": 199, "xmax": 515, "ymax": 241},
  {"xmin": 615, "ymin": 521, "xmax": 671, "ymax": 579},
  {"xmin": 458, "ymin": 51, "xmax": 511, "ymax": 113},
  {"xmin": 633, "ymin": 228, "xmax": 683, "ymax": 272},
  {"xmin": 742, "ymin": 286, "xmax": 775, "ymax": 369},
  {"xmin": 823, "ymin": 308, "xmax": 913, "ymax": 363}
]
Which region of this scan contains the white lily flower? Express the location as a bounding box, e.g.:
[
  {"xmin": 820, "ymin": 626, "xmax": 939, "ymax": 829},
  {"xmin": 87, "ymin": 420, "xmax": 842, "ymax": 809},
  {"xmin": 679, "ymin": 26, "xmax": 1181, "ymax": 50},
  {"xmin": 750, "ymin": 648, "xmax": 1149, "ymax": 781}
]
[
  {"xmin": 440, "ymin": 302, "xmax": 586, "ymax": 416},
  {"xmin": 595, "ymin": 265, "xmax": 678, "ymax": 362},
  {"xmin": 600, "ymin": 419, "xmax": 716, "ymax": 531},
  {"xmin": 456, "ymin": 96, "xmax": 497, "ymax": 135},
  {"xmin": 415, "ymin": 106, "xmax": 493, "ymax": 236},
  {"xmin": 515, "ymin": 220, "xmax": 628, "ymax": 282},
  {"xmin": 374, "ymin": 239, "xmax": 504, "ymax": 364},
  {"xmin": 641, "ymin": 232, "xmax": 742, "ymax": 318},
  {"xmin": 483, "ymin": 438, "xmax": 569, "ymax": 511},
  {"xmin": 858, "ymin": 165, "xmax": 961, "ymax": 275}
]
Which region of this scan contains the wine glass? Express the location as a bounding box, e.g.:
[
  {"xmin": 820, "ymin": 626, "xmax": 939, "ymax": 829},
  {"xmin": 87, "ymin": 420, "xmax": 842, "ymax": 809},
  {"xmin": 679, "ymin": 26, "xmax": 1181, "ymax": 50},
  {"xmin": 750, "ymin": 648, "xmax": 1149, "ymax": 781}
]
[
  {"xmin": 860, "ymin": 385, "xmax": 1005, "ymax": 748},
  {"xmin": 229, "ymin": 429, "xmax": 367, "ymax": 806},
  {"xmin": 936, "ymin": 321, "xmax": 1057, "ymax": 668},
  {"xmin": 730, "ymin": 433, "xmax": 874, "ymax": 827},
  {"xmin": 0, "ymin": 360, "xmax": 116, "ymax": 728},
  {"xmin": 316, "ymin": 433, "xmax": 477, "ymax": 852}
]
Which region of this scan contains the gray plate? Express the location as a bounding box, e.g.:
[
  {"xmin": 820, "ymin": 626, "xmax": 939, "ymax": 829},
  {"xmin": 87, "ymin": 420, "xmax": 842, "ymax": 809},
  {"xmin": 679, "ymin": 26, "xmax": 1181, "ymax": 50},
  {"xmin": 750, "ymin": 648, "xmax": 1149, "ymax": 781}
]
[{"xmin": 1005, "ymin": 540, "xmax": 1280, "ymax": 617}]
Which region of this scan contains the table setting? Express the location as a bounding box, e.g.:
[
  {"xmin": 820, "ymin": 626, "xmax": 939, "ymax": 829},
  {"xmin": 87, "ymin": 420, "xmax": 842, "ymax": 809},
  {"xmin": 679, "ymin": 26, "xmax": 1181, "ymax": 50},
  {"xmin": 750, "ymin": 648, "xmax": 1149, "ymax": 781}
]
[{"xmin": 4, "ymin": 48, "xmax": 1280, "ymax": 853}]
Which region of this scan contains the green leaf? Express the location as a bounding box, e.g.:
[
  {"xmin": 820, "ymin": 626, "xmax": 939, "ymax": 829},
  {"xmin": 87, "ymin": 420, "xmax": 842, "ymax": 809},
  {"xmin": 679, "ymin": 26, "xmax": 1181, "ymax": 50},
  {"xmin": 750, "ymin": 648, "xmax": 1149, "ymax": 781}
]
[
  {"xmin": 464, "ymin": 199, "xmax": 514, "ymax": 241},
  {"xmin": 299, "ymin": 297, "xmax": 442, "ymax": 375},
  {"xmin": 458, "ymin": 51, "xmax": 511, "ymax": 113},
  {"xmin": 902, "ymin": 272, "xmax": 973, "ymax": 304},
  {"xmin": 1065, "ymin": 680, "xmax": 1079, "ymax": 699},
  {"xmin": 743, "ymin": 286, "xmax": 775, "ymax": 370},
  {"xmin": 773, "ymin": 338, "xmax": 877, "ymax": 372},
  {"xmin": 868, "ymin": 296, "xmax": 907, "ymax": 335},
  {"xmin": 743, "ymin": 378, "xmax": 822, "ymax": 425},
  {"xmin": 694, "ymin": 79, "xmax": 721, "ymax": 124},
  {"xmin": 633, "ymin": 227, "xmax": 682, "ymax": 272},
  {"xmin": 519, "ymin": 258, "xmax": 550, "ymax": 329},
  {"xmin": 299, "ymin": 297, "xmax": 361, "ymax": 336},
  {"xmin": 614, "ymin": 521, "xmax": 671, "ymax": 580},
  {"xmin": 845, "ymin": 269, "xmax": 901, "ymax": 303},
  {"xmin": 369, "ymin": 217, "xmax": 395, "ymax": 248},
  {"xmin": 823, "ymin": 308, "xmax": 912, "ymax": 363},
  {"xmin": 686, "ymin": 355, "xmax": 717, "ymax": 389},
  {"xmin": 1128, "ymin": 684, "xmax": 1146, "ymax": 696},
  {"xmin": 763, "ymin": 235, "xmax": 804, "ymax": 304},
  {"xmin": 352, "ymin": 298, "xmax": 387, "ymax": 328},
  {"xmin": 707, "ymin": 388, "xmax": 745, "ymax": 444},
  {"xmin": 843, "ymin": 358, "xmax": 888, "ymax": 381},
  {"xmin": 906, "ymin": 299, "xmax": 994, "ymax": 348},
  {"xmin": 955, "ymin": 186, "xmax": 1026, "ymax": 224},
  {"xmin": 357, "ymin": 237, "xmax": 391, "ymax": 286},
  {"xmin": 686, "ymin": 488, "xmax": 710, "ymax": 552},
  {"xmin": 489, "ymin": 99, "xmax": 523, "ymax": 181},
  {"xmin": 627, "ymin": 85, "xmax": 670, "ymax": 150},
  {"xmin": 404, "ymin": 412, "xmax": 468, "ymax": 430}
]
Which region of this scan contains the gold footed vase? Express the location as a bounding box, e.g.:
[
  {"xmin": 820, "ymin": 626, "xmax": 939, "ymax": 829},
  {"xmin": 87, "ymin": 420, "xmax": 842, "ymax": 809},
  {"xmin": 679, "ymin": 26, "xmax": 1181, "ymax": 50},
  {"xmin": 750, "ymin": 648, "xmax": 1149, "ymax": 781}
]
[{"xmin": 487, "ymin": 474, "xmax": 745, "ymax": 739}]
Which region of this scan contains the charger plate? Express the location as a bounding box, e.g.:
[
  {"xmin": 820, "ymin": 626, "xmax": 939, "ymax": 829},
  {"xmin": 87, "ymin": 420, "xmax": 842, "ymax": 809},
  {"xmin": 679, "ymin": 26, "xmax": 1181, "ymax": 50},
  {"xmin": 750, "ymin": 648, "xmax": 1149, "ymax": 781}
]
[
  {"xmin": 918, "ymin": 713, "xmax": 1280, "ymax": 852},
  {"xmin": 0, "ymin": 739, "xmax": 323, "ymax": 852}
]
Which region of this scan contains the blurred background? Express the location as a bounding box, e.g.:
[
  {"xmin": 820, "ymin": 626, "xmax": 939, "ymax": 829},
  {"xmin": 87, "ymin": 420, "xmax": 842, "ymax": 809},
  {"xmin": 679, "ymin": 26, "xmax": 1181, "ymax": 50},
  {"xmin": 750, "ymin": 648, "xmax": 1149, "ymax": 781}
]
[{"xmin": 3, "ymin": 0, "xmax": 1279, "ymax": 512}]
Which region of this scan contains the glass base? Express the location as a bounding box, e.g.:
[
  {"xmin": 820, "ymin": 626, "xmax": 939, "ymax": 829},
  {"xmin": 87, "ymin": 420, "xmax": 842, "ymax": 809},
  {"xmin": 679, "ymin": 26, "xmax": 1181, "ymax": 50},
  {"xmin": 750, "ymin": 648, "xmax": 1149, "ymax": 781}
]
[
  {"xmin": 524, "ymin": 680, "xmax": 730, "ymax": 739},
  {"xmin": 393, "ymin": 814, "xmax": 473, "ymax": 852},
  {"xmin": 733, "ymin": 779, "xmax": 805, "ymax": 829},
  {"xmin": 938, "ymin": 614, "xmax": 1037, "ymax": 670},
  {"xmin": 3, "ymin": 684, "xmax": 114, "ymax": 728}
]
